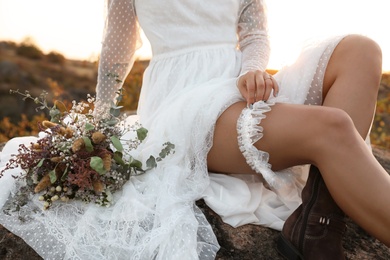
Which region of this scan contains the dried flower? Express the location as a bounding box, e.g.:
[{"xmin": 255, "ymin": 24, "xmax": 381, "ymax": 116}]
[
  {"xmin": 92, "ymin": 179, "xmax": 104, "ymax": 193},
  {"xmin": 72, "ymin": 138, "xmax": 85, "ymax": 153},
  {"xmin": 42, "ymin": 120, "xmax": 58, "ymax": 129},
  {"xmin": 102, "ymin": 153, "xmax": 112, "ymax": 171},
  {"xmin": 34, "ymin": 175, "xmax": 52, "ymax": 193},
  {"xmin": 1, "ymin": 89, "xmax": 175, "ymax": 210},
  {"xmin": 92, "ymin": 132, "xmax": 107, "ymax": 144}
]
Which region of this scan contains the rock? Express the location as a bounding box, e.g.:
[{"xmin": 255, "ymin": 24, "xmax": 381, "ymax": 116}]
[
  {"xmin": 197, "ymin": 201, "xmax": 390, "ymax": 259},
  {"xmin": 0, "ymin": 145, "xmax": 389, "ymax": 259}
]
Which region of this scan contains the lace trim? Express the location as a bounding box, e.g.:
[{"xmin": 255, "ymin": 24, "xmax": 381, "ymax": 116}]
[{"xmin": 236, "ymin": 100, "xmax": 292, "ymax": 189}]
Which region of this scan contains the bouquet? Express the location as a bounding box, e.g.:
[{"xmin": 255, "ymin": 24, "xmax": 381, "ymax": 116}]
[{"xmin": 0, "ymin": 86, "xmax": 174, "ymax": 210}]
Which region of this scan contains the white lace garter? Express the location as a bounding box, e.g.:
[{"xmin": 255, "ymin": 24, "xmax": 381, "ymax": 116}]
[{"xmin": 236, "ymin": 100, "xmax": 294, "ymax": 190}]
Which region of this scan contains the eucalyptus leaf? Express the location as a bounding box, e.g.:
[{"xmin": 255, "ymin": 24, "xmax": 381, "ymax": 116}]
[
  {"xmin": 110, "ymin": 107, "xmax": 121, "ymax": 117},
  {"xmin": 146, "ymin": 156, "xmax": 157, "ymax": 169},
  {"xmin": 159, "ymin": 150, "xmax": 168, "ymax": 159},
  {"xmin": 82, "ymin": 137, "xmax": 94, "ymax": 152},
  {"xmin": 110, "ymin": 136, "xmax": 123, "ymax": 152},
  {"xmin": 61, "ymin": 165, "xmax": 69, "ymax": 181},
  {"xmin": 90, "ymin": 156, "xmax": 106, "ymax": 175},
  {"xmin": 129, "ymin": 159, "xmax": 142, "ymax": 169},
  {"xmin": 136, "ymin": 127, "xmax": 148, "ymax": 141},
  {"xmin": 49, "ymin": 108, "xmax": 60, "ymax": 117},
  {"xmin": 37, "ymin": 158, "xmax": 45, "ymax": 168},
  {"xmin": 159, "ymin": 142, "xmax": 175, "ymax": 158},
  {"xmin": 113, "ymin": 151, "xmax": 125, "ymax": 165},
  {"xmin": 49, "ymin": 108, "xmax": 61, "ymax": 123},
  {"xmin": 84, "ymin": 123, "xmax": 95, "ymax": 132},
  {"xmin": 165, "ymin": 142, "xmax": 175, "ymax": 150},
  {"xmin": 49, "ymin": 170, "xmax": 57, "ymax": 183},
  {"xmin": 106, "ymin": 119, "xmax": 119, "ymax": 126}
]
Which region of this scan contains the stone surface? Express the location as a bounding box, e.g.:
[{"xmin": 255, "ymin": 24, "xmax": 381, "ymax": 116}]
[{"xmin": 0, "ymin": 145, "xmax": 389, "ymax": 259}]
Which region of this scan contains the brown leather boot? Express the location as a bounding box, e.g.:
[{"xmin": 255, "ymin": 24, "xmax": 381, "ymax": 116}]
[{"xmin": 277, "ymin": 166, "xmax": 346, "ymax": 260}]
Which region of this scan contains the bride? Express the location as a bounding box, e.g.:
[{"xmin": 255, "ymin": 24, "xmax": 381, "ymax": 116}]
[{"xmin": 0, "ymin": 0, "xmax": 389, "ymax": 259}]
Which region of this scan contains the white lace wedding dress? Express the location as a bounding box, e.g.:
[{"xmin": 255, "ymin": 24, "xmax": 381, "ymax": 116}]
[{"xmin": 0, "ymin": 0, "xmax": 346, "ymax": 259}]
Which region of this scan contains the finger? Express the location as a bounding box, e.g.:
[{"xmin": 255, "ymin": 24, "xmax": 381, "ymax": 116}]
[
  {"xmin": 245, "ymin": 74, "xmax": 256, "ymax": 105},
  {"xmin": 237, "ymin": 76, "xmax": 249, "ymax": 101},
  {"xmin": 255, "ymin": 72, "xmax": 265, "ymax": 102},
  {"xmin": 263, "ymin": 77, "xmax": 273, "ymax": 101},
  {"xmin": 271, "ymin": 77, "xmax": 279, "ymax": 97}
]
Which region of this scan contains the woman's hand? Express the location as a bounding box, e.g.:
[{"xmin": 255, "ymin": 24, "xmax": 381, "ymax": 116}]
[{"xmin": 237, "ymin": 70, "xmax": 279, "ymax": 106}]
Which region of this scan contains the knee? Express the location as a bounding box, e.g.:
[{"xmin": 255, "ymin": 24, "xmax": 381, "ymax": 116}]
[
  {"xmin": 342, "ymin": 34, "xmax": 382, "ymax": 71},
  {"xmin": 324, "ymin": 108, "xmax": 355, "ymax": 132},
  {"xmin": 314, "ymin": 108, "xmax": 357, "ymax": 148}
]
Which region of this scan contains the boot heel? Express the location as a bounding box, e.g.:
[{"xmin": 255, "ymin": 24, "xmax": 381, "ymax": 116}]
[{"xmin": 276, "ymin": 234, "xmax": 303, "ymax": 260}]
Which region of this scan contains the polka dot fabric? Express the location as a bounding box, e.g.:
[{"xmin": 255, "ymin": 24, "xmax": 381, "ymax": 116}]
[
  {"xmin": 96, "ymin": 0, "xmax": 141, "ymax": 105},
  {"xmin": 238, "ymin": 0, "xmax": 270, "ymax": 75}
]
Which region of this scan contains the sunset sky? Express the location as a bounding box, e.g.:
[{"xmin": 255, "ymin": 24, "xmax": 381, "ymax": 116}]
[{"xmin": 0, "ymin": 0, "xmax": 389, "ymax": 71}]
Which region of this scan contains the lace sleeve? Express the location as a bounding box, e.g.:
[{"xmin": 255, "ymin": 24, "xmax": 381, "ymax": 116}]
[
  {"xmin": 96, "ymin": 0, "xmax": 141, "ymax": 105},
  {"xmin": 237, "ymin": 0, "xmax": 270, "ymax": 75}
]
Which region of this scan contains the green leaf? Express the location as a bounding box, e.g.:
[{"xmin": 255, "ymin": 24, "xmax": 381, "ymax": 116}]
[
  {"xmin": 159, "ymin": 149, "xmax": 168, "ymax": 159},
  {"xmin": 129, "ymin": 159, "xmax": 142, "ymax": 169},
  {"xmin": 37, "ymin": 158, "xmax": 45, "ymax": 167},
  {"xmin": 110, "ymin": 107, "xmax": 121, "ymax": 117},
  {"xmin": 136, "ymin": 127, "xmax": 148, "ymax": 141},
  {"xmin": 61, "ymin": 165, "xmax": 69, "ymax": 181},
  {"xmin": 113, "ymin": 151, "xmax": 125, "ymax": 165},
  {"xmin": 49, "ymin": 170, "xmax": 57, "ymax": 183},
  {"xmin": 90, "ymin": 156, "xmax": 106, "ymax": 175},
  {"xmin": 84, "ymin": 123, "xmax": 95, "ymax": 132},
  {"xmin": 49, "ymin": 108, "xmax": 60, "ymax": 117},
  {"xmin": 105, "ymin": 119, "xmax": 119, "ymax": 126},
  {"xmin": 165, "ymin": 142, "xmax": 175, "ymax": 150},
  {"xmin": 146, "ymin": 156, "xmax": 157, "ymax": 169},
  {"xmin": 159, "ymin": 142, "xmax": 175, "ymax": 158},
  {"xmin": 110, "ymin": 136, "xmax": 123, "ymax": 152},
  {"xmin": 82, "ymin": 137, "xmax": 94, "ymax": 152}
]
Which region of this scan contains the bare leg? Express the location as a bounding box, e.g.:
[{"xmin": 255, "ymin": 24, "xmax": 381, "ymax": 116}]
[
  {"xmin": 208, "ymin": 102, "xmax": 390, "ymax": 246},
  {"xmin": 322, "ymin": 34, "xmax": 382, "ymax": 138},
  {"xmin": 208, "ymin": 35, "xmax": 390, "ymax": 245}
]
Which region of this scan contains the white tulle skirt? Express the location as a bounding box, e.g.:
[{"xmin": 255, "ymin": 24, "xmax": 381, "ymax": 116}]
[{"xmin": 0, "ymin": 35, "xmax": 345, "ymax": 259}]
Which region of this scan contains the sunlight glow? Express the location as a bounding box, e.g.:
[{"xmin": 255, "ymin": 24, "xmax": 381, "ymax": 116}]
[{"xmin": 0, "ymin": 0, "xmax": 389, "ymax": 71}]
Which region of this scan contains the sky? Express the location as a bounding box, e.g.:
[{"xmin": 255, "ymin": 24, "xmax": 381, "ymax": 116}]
[{"xmin": 0, "ymin": 0, "xmax": 389, "ymax": 71}]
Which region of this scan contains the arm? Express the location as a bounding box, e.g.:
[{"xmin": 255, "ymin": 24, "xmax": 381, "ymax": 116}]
[
  {"xmin": 237, "ymin": 0, "xmax": 270, "ymax": 74},
  {"xmin": 237, "ymin": 0, "xmax": 278, "ymax": 104},
  {"xmin": 96, "ymin": 0, "xmax": 141, "ymax": 107}
]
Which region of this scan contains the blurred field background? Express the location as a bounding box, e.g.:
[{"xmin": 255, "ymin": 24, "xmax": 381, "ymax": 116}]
[{"xmin": 0, "ymin": 39, "xmax": 389, "ymax": 149}]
